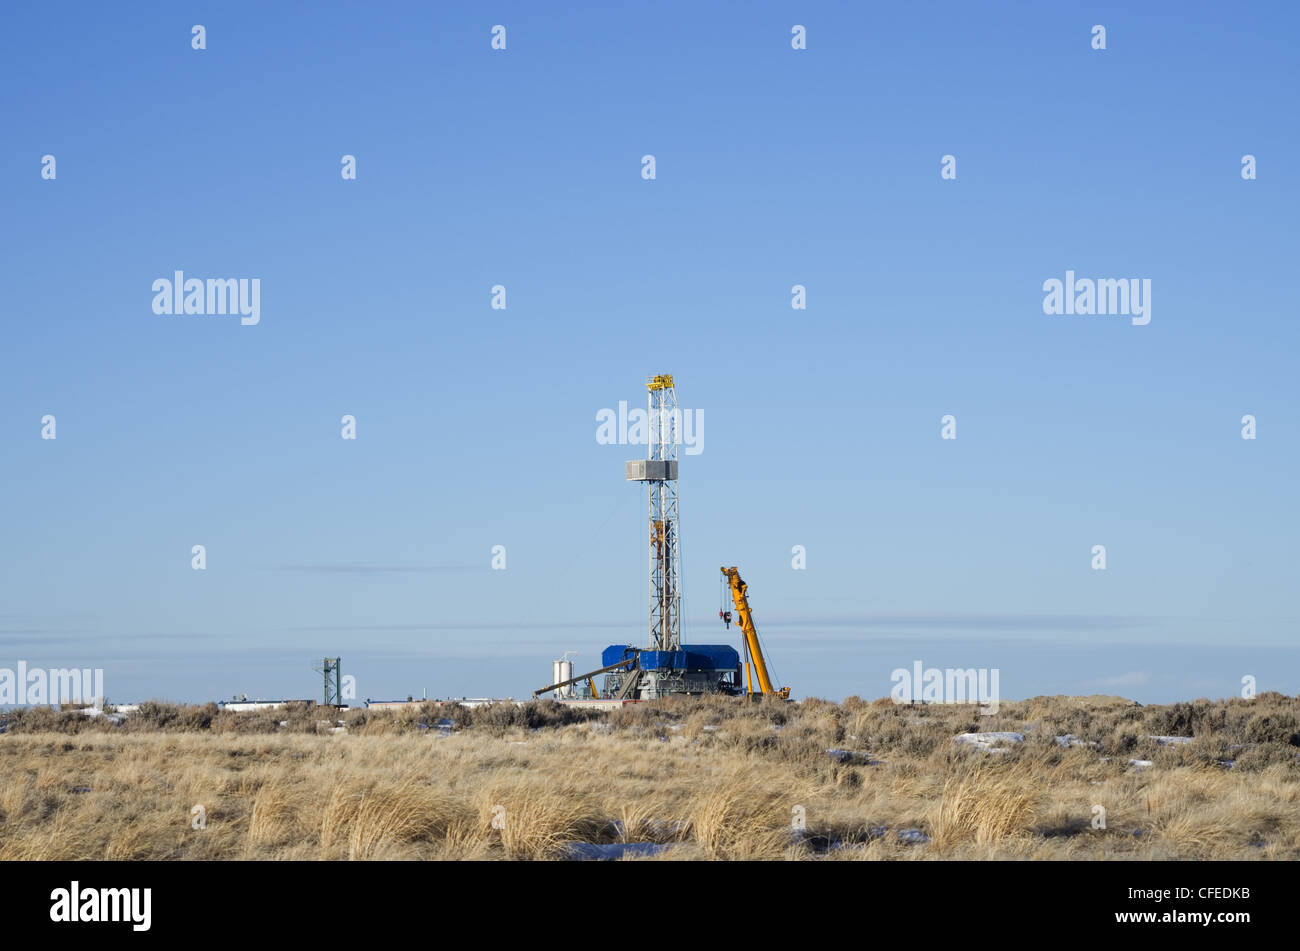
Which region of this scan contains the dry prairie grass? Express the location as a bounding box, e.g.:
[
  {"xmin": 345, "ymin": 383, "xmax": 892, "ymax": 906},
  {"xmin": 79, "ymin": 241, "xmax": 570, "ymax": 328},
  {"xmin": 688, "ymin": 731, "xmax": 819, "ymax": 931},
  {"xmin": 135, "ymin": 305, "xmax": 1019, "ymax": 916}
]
[
  {"xmin": 0, "ymin": 692, "xmax": 1297, "ymax": 860},
  {"xmin": 930, "ymin": 763, "xmax": 1041, "ymax": 850}
]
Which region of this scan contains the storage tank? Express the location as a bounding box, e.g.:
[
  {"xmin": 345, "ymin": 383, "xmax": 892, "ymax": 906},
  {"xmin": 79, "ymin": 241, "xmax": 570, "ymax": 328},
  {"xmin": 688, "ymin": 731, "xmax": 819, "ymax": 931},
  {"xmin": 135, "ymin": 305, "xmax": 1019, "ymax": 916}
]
[{"xmin": 552, "ymin": 659, "xmax": 574, "ymax": 698}]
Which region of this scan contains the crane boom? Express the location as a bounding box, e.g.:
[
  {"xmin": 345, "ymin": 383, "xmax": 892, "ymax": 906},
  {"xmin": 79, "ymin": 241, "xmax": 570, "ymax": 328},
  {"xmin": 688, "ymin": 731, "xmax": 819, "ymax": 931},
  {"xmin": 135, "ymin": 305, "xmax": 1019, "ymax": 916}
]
[{"xmin": 720, "ymin": 566, "xmax": 790, "ymax": 700}]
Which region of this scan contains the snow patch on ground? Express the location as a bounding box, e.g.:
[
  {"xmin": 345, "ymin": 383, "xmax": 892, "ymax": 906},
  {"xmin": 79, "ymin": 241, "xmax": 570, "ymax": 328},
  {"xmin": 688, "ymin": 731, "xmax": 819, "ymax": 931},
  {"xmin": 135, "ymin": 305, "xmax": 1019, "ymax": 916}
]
[{"xmin": 954, "ymin": 732, "xmax": 1024, "ymax": 752}]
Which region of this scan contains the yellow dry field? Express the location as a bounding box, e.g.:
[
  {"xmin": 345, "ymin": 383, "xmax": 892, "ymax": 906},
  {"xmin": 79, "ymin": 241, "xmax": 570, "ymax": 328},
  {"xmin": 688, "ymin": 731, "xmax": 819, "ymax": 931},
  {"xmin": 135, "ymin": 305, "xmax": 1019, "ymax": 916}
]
[{"xmin": 1, "ymin": 693, "xmax": 1297, "ymax": 860}]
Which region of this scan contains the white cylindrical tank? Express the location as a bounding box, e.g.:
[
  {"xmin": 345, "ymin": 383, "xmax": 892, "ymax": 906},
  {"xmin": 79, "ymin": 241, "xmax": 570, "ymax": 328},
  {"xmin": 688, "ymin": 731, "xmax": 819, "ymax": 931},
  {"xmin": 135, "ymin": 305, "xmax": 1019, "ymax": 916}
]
[{"xmin": 556, "ymin": 660, "xmax": 573, "ymax": 698}]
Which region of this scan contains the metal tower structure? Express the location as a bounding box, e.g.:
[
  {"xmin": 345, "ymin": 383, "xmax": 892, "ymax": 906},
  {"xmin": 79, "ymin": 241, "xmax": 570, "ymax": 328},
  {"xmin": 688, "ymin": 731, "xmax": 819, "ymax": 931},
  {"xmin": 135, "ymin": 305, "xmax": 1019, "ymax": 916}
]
[
  {"xmin": 312, "ymin": 657, "xmax": 342, "ymax": 706},
  {"xmin": 625, "ymin": 374, "xmax": 681, "ymax": 652},
  {"xmin": 529, "ymin": 371, "xmax": 759, "ymax": 703},
  {"xmin": 526, "ymin": 373, "xmax": 739, "ymax": 702}
]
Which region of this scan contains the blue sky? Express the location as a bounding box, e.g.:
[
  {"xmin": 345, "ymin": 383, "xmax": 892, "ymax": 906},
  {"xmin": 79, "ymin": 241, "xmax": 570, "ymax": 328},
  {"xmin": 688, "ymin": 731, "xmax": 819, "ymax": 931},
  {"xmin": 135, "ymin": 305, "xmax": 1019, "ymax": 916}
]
[{"xmin": 2, "ymin": 1, "xmax": 1297, "ymax": 706}]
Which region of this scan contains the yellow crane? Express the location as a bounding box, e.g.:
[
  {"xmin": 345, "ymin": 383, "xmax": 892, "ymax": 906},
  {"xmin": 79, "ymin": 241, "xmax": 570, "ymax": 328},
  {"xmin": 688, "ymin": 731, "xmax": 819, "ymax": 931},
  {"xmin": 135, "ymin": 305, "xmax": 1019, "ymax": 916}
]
[{"xmin": 719, "ymin": 566, "xmax": 790, "ymax": 700}]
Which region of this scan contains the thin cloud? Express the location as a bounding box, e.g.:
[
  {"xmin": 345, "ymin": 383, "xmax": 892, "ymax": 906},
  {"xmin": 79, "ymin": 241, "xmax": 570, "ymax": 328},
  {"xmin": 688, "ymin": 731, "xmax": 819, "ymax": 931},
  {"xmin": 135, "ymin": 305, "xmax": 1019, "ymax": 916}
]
[
  {"xmin": 755, "ymin": 613, "xmax": 1150, "ymax": 631},
  {"xmin": 267, "ymin": 564, "xmax": 479, "ymax": 575},
  {"xmin": 282, "ymin": 620, "xmax": 621, "ymax": 632}
]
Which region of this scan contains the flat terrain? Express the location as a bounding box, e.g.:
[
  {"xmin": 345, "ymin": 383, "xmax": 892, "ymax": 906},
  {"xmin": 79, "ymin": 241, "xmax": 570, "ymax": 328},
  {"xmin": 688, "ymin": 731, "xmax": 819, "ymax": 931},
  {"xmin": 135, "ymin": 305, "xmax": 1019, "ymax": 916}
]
[{"xmin": 1, "ymin": 693, "xmax": 1297, "ymax": 860}]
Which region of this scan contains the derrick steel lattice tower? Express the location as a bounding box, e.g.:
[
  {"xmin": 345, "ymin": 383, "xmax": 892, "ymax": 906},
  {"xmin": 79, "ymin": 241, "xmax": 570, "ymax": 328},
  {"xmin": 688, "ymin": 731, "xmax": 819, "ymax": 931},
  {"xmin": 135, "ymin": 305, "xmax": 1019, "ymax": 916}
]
[
  {"xmin": 313, "ymin": 657, "xmax": 342, "ymax": 706},
  {"xmin": 625, "ymin": 374, "xmax": 681, "ymax": 652}
]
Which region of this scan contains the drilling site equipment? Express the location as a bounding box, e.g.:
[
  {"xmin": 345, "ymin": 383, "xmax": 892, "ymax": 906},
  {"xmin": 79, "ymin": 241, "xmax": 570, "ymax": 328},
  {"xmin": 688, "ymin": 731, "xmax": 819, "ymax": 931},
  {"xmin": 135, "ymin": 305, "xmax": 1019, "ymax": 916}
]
[{"xmin": 533, "ymin": 374, "xmax": 769, "ymax": 701}]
